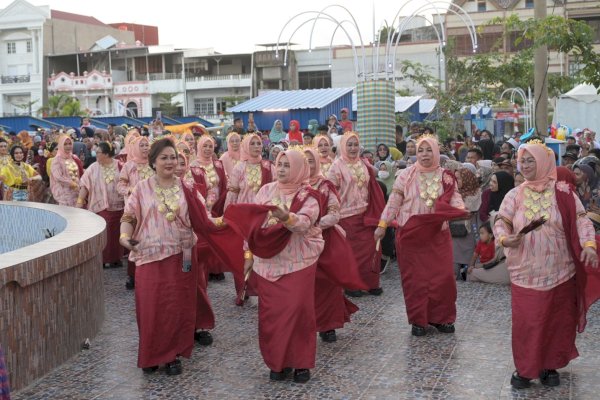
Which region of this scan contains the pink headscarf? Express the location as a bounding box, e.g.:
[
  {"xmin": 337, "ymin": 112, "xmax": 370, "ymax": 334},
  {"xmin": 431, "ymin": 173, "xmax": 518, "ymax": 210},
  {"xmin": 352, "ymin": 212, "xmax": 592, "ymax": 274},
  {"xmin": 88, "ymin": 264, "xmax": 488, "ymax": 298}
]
[
  {"xmin": 517, "ymin": 142, "xmax": 557, "ymax": 192},
  {"xmin": 226, "ymin": 132, "xmax": 241, "ymax": 161},
  {"xmin": 56, "ymin": 135, "xmax": 73, "ymax": 159},
  {"xmin": 414, "ymin": 136, "xmax": 440, "ymax": 173},
  {"xmin": 275, "ymin": 149, "xmax": 310, "ymax": 195},
  {"xmin": 339, "ymin": 132, "xmax": 360, "ymax": 163},
  {"xmin": 120, "ymin": 129, "xmax": 141, "ymax": 156},
  {"xmin": 240, "ymin": 133, "xmax": 262, "ymax": 164},
  {"xmin": 196, "ymin": 135, "xmax": 215, "ymax": 165},
  {"xmin": 314, "ymin": 135, "xmax": 332, "ymax": 164},
  {"xmin": 129, "ymin": 136, "xmax": 150, "ymax": 164},
  {"xmin": 304, "ymin": 147, "xmax": 323, "ymax": 186},
  {"xmin": 181, "ymin": 132, "xmax": 197, "ymax": 155}
]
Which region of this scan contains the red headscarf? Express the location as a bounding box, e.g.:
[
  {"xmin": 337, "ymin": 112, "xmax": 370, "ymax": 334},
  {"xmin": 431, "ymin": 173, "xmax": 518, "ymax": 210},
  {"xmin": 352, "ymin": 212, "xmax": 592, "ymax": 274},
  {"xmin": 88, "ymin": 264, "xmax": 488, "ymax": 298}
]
[
  {"xmin": 129, "ymin": 136, "xmax": 150, "ymax": 164},
  {"xmin": 517, "ymin": 142, "xmax": 557, "ymax": 192},
  {"xmin": 275, "ymin": 148, "xmax": 310, "ymax": 195},
  {"xmin": 196, "ymin": 135, "xmax": 215, "ymax": 165},
  {"xmin": 56, "ymin": 135, "xmax": 73, "ymax": 159},
  {"xmin": 240, "ymin": 133, "xmax": 262, "ymax": 164},
  {"xmin": 304, "ymin": 147, "xmax": 323, "ymax": 186},
  {"xmin": 339, "ymin": 132, "xmax": 360, "ymax": 163},
  {"xmin": 288, "ymin": 120, "xmax": 302, "ymax": 143}
]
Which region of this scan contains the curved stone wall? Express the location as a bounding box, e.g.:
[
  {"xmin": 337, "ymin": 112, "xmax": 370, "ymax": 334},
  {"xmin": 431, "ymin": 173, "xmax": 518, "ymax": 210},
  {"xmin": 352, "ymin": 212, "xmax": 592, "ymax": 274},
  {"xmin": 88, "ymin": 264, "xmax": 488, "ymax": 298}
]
[{"xmin": 0, "ymin": 201, "xmax": 107, "ymax": 391}]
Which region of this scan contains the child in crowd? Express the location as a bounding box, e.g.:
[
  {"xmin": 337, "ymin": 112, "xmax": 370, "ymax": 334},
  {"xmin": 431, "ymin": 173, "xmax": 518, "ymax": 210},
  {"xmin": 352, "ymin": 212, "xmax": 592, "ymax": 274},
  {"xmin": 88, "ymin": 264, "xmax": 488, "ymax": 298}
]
[{"xmin": 467, "ymin": 223, "xmax": 495, "ymax": 276}]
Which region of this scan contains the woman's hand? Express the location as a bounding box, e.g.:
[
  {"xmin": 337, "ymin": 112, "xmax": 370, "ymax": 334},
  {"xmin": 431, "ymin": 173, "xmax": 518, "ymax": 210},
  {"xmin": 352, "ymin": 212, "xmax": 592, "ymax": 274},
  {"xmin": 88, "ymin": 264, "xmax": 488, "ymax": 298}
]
[
  {"xmin": 501, "ymin": 234, "xmax": 523, "ymax": 248},
  {"xmin": 581, "ymin": 246, "xmax": 599, "ymax": 268},
  {"xmin": 119, "ymin": 237, "xmax": 138, "ymax": 252},
  {"xmin": 271, "ymin": 205, "xmax": 289, "ymax": 222},
  {"xmin": 374, "ymin": 227, "xmax": 386, "ymax": 241}
]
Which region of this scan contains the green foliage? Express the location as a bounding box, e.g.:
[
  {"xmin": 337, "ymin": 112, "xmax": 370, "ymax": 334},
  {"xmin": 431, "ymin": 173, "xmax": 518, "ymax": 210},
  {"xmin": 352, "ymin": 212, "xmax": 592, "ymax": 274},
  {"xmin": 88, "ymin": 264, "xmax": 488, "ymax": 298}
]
[
  {"xmin": 156, "ymin": 92, "xmax": 182, "ymax": 116},
  {"xmin": 38, "ymin": 95, "xmax": 86, "ymax": 117}
]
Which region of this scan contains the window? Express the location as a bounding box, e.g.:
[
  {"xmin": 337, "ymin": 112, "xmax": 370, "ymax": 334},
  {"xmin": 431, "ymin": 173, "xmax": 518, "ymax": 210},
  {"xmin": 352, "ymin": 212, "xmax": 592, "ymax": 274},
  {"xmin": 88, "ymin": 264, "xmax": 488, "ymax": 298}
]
[
  {"xmin": 477, "ymin": 0, "xmax": 486, "ymax": 12},
  {"xmin": 525, "ymin": 0, "xmax": 534, "ymax": 8},
  {"xmin": 7, "ymin": 42, "xmax": 16, "ymax": 54},
  {"xmin": 299, "ymin": 70, "xmax": 332, "ymax": 90},
  {"xmin": 26, "ymin": 40, "xmax": 32, "ymax": 53},
  {"xmin": 194, "ymin": 98, "xmax": 214, "ymax": 115}
]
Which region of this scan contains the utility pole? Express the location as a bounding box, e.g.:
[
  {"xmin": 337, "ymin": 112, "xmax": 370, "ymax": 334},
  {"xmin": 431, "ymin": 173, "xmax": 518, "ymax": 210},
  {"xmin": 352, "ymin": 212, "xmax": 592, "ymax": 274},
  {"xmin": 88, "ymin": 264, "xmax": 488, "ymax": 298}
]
[{"xmin": 534, "ymin": 0, "xmax": 548, "ymax": 136}]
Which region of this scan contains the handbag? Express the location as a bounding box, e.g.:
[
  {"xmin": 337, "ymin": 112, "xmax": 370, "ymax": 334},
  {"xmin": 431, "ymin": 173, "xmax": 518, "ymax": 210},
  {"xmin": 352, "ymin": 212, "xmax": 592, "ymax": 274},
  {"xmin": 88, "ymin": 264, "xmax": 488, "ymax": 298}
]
[{"xmin": 449, "ymin": 221, "xmax": 468, "ymax": 238}]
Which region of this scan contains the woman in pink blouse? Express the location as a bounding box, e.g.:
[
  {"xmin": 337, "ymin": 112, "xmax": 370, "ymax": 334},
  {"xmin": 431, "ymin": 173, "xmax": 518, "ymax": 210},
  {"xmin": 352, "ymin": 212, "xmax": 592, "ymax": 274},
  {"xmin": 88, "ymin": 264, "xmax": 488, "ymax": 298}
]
[
  {"xmin": 494, "ymin": 140, "xmax": 599, "ymax": 389},
  {"xmin": 115, "ymin": 129, "xmax": 140, "ymax": 163},
  {"xmin": 315, "ymin": 135, "xmax": 333, "ymax": 176},
  {"xmin": 119, "ymin": 138, "xmax": 210, "ymax": 376},
  {"xmin": 77, "ymin": 142, "xmax": 125, "ymax": 267},
  {"xmin": 375, "ymin": 135, "xmax": 465, "ymax": 337},
  {"xmin": 219, "ymin": 131, "xmax": 241, "ymax": 177},
  {"xmin": 180, "ymin": 132, "xmax": 197, "ymax": 164},
  {"xmin": 117, "ymin": 136, "xmax": 154, "ymax": 290},
  {"xmin": 326, "ymin": 132, "xmax": 385, "ymax": 296},
  {"xmin": 244, "ymin": 148, "xmax": 324, "ymax": 383},
  {"xmin": 305, "ymin": 147, "xmax": 360, "ymax": 344},
  {"xmin": 50, "ymin": 135, "xmax": 82, "ymax": 207}
]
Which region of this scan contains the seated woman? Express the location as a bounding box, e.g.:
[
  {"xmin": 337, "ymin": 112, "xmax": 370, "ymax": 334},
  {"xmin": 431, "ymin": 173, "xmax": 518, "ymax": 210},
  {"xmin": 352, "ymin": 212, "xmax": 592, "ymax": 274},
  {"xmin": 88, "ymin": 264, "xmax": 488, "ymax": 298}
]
[{"xmin": 467, "ymin": 223, "xmax": 509, "ymax": 284}]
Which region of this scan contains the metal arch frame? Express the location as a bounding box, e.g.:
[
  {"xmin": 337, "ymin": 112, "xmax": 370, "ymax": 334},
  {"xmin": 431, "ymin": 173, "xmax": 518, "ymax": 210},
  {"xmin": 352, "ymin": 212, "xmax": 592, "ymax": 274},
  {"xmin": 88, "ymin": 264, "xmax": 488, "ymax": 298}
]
[{"xmin": 500, "ymin": 87, "xmax": 533, "ymax": 133}]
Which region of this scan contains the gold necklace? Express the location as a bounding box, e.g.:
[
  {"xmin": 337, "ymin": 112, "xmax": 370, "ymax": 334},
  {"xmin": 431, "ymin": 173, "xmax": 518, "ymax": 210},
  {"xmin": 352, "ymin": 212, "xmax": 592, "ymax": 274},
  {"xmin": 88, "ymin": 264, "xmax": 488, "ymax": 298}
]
[
  {"xmin": 320, "ymin": 162, "xmax": 332, "ymax": 176},
  {"xmin": 523, "ymin": 186, "xmax": 552, "ymax": 221},
  {"xmin": 419, "ymin": 172, "xmax": 441, "ymax": 208},
  {"xmin": 347, "ymin": 162, "xmax": 366, "ymax": 188},
  {"xmin": 101, "ymin": 162, "xmax": 116, "ymax": 184},
  {"xmin": 154, "ymin": 180, "xmax": 180, "ymax": 222},
  {"xmin": 267, "ymin": 195, "xmax": 293, "ymax": 226},
  {"xmin": 138, "ymin": 164, "xmax": 154, "ymax": 180},
  {"xmin": 245, "ymin": 163, "xmax": 262, "ymax": 193},
  {"xmin": 201, "ymin": 162, "xmax": 218, "ymax": 189},
  {"xmin": 65, "ymin": 159, "xmax": 79, "ymax": 181}
]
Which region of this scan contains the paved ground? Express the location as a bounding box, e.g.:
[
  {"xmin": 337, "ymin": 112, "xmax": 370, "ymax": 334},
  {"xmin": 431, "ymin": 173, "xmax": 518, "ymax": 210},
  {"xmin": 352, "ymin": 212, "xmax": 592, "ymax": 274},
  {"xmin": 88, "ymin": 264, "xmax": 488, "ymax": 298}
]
[{"xmin": 13, "ymin": 261, "xmax": 600, "ymax": 400}]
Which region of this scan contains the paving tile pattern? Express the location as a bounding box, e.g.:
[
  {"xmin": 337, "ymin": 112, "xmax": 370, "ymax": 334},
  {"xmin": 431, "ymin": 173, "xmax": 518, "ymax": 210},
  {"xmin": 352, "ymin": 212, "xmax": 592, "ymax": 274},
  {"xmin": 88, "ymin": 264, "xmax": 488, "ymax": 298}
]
[{"xmin": 12, "ymin": 261, "xmax": 600, "ymax": 400}]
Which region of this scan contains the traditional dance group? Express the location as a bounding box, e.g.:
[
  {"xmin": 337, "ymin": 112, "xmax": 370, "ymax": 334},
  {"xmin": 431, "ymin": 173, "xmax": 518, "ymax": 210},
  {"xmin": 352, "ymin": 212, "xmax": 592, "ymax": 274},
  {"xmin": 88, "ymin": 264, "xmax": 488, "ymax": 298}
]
[{"xmin": 1, "ymin": 124, "xmax": 600, "ymax": 390}]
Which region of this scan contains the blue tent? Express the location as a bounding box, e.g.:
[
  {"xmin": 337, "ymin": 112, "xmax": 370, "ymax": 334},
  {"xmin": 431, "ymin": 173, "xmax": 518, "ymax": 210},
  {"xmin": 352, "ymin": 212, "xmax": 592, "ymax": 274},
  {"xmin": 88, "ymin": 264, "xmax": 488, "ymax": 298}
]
[{"xmin": 228, "ymin": 88, "xmax": 353, "ymax": 131}]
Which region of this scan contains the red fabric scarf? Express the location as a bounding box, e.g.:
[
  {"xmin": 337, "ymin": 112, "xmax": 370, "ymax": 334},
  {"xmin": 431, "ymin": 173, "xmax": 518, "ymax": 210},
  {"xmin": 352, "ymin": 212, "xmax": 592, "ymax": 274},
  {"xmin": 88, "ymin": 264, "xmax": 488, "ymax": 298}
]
[
  {"xmin": 190, "ymin": 161, "xmax": 228, "ymax": 217},
  {"xmin": 362, "ymin": 159, "xmax": 386, "ymax": 227},
  {"xmin": 554, "ymin": 183, "xmax": 600, "ymax": 333}
]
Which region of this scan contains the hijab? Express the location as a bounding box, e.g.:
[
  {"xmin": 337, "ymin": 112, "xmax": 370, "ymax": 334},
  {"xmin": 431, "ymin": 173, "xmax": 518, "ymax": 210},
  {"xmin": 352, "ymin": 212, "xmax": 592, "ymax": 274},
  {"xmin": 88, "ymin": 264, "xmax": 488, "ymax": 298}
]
[
  {"xmin": 573, "ymin": 164, "xmax": 596, "ymax": 207},
  {"xmin": 376, "ymin": 143, "xmax": 391, "ymax": 162},
  {"xmin": 56, "ymin": 135, "xmax": 73, "ymax": 159},
  {"xmin": 339, "ymin": 132, "xmax": 360, "ymax": 163},
  {"xmin": 120, "ymin": 129, "xmax": 140, "ymax": 156},
  {"xmin": 269, "ymin": 120, "xmax": 286, "ymax": 143},
  {"xmin": 414, "ymin": 136, "xmax": 440, "ymax": 173},
  {"xmin": 314, "ymin": 135, "xmax": 332, "ymax": 164},
  {"xmin": 457, "ymin": 168, "xmax": 480, "ymax": 198},
  {"xmin": 196, "ymin": 135, "xmax": 215, "ymax": 165},
  {"xmin": 488, "ymin": 171, "xmax": 514, "ymax": 213},
  {"xmin": 517, "ymin": 142, "xmax": 557, "ymax": 192},
  {"xmin": 269, "ymin": 144, "xmax": 285, "ymax": 162},
  {"xmin": 226, "ymin": 131, "xmax": 241, "ymax": 161},
  {"xmin": 377, "ymin": 160, "xmax": 396, "ymax": 195},
  {"xmin": 304, "ymin": 147, "xmax": 324, "ymax": 186},
  {"xmin": 240, "ymin": 133, "xmax": 262, "ymax": 164},
  {"xmin": 275, "ymin": 149, "xmax": 310, "ymax": 196},
  {"xmin": 181, "ymin": 132, "xmax": 196, "ymax": 154},
  {"xmin": 129, "ymin": 136, "xmax": 150, "ymax": 164}
]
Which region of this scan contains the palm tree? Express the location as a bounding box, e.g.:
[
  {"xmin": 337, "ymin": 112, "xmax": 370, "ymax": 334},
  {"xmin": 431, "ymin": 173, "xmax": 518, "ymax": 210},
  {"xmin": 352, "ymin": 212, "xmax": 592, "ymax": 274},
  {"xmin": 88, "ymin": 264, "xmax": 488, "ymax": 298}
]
[
  {"xmin": 38, "ymin": 94, "xmax": 70, "ymax": 117},
  {"xmin": 60, "ymin": 98, "xmax": 86, "ymax": 116}
]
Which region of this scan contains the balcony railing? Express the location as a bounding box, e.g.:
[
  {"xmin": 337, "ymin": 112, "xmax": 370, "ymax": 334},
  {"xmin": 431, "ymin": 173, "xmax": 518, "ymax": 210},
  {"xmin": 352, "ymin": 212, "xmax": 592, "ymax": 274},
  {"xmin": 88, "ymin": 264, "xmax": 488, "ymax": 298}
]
[
  {"xmin": 1, "ymin": 75, "xmax": 31, "ymax": 84},
  {"xmin": 186, "ymin": 74, "xmax": 251, "ymax": 83},
  {"xmin": 132, "ymin": 72, "xmax": 182, "ymax": 81}
]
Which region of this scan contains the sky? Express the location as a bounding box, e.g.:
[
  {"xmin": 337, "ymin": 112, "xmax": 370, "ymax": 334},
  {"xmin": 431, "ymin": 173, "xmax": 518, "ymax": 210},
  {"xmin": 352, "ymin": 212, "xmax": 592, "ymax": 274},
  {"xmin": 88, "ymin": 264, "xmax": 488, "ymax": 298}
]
[{"xmin": 9, "ymin": 0, "xmax": 443, "ymax": 54}]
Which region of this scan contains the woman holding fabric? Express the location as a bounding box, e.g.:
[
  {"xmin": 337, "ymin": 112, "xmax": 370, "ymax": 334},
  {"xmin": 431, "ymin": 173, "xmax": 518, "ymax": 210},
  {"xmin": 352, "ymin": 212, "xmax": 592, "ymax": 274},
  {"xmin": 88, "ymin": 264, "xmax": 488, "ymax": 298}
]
[
  {"xmin": 243, "ymin": 148, "xmax": 324, "ymax": 383},
  {"xmin": 304, "ymin": 147, "xmax": 362, "ymax": 343},
  {"xmin": 117, "ymin": 136, "xmax": 154, "ymax": 289},
  {"xmin": 0, "ymin": 144, "xmax": 42, "ymax": 201},
  {"xmin": 77, "ymin": 142, "xmax": 125, "ymax": 268},
  {"xmin": 119, "ymin": 138, "xmax": 208, "ymax": 376},
  {"xmin": 494, "ymin": 140, "xmax": 600, "ymax": 389},
  {"xmin": 375, "ymin": 135, "xmax": 466, "ymax": 336},
  {"xmin": 50, "ymin": 135, "xmax": 83, "ymax": 207},
  {"xmin": 327, "ymin": 132, "xmax": 386, "ymax": 297}
]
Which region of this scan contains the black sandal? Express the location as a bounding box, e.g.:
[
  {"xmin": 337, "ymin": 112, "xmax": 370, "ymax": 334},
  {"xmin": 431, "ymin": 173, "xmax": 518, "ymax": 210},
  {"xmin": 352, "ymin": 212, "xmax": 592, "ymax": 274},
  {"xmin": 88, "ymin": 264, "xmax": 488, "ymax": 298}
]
[
  {"xmin": 293, "ymin": 369, "xmax": 310, "ymax": 383},
  {"xmin": 510, "ymin": 371, "xmax": 531, "ymax": 389}
]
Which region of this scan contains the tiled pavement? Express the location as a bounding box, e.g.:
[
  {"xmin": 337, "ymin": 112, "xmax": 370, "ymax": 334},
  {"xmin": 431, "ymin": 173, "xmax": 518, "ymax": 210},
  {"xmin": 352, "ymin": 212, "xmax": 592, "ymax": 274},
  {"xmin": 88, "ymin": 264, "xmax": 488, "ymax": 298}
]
[{"xmin": 13, "ymin": 262, "xmax": 600, "ymax": 400}]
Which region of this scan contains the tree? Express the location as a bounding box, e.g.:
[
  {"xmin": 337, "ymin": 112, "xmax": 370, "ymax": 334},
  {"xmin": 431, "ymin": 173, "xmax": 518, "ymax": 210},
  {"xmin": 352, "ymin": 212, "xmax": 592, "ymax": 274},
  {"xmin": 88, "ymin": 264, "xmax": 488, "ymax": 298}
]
[
  {"xmin": 11, "ymin": 99, "xmax": 39, "ymax": 116},
  {"xmin": 156, "ymin": 92, "xmax": 182, "ymax": 116},
  {"xmin": 38, "ymin": 94, "xmax": 70, "ymax": 117}
]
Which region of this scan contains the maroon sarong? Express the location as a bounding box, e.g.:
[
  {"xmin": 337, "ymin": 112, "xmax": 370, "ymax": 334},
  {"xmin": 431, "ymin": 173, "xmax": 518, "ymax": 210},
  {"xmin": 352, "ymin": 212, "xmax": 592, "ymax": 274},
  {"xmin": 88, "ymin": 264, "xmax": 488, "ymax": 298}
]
[
  {"xmin": 135, "ymin": 253, "xmax": 196, "ymax": 368},
  {"xmin": 97, "ymin": 209, "xmax": 124, "ymax": 264},
  {"xmin": 193, "ymin": 244, "xmax": 215, "ymax": 330},
  {"xmin": 512, "ymin": 278, "xmax": 579, "ymax": 379},
  {"xmin": 339, "ymin": 214, "xmax": 380, "ymax": 290},
  {"xmin": 395, "ymin": 170, "xmax": 468, "ymax": 327},
  {"xmin": 315, "ymin": 267, "xmax": 358, "ymax": 332},
  {"xmin": 256, "ymin": 265, "xmax": 317, "ymax": 372}
]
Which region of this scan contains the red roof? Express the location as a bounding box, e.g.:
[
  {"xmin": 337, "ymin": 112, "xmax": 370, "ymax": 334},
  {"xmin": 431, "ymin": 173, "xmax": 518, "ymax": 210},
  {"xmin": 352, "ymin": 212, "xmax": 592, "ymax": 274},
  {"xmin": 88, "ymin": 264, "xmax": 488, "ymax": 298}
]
[{"xmin": 50, "ymin": 10, "xmax": 107, "ymax": 26}]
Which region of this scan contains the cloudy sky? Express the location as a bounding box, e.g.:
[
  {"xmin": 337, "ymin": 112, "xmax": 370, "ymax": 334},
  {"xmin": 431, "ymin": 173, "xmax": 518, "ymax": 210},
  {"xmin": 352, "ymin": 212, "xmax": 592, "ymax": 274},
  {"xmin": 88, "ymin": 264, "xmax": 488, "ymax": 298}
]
[{"xmin": 9, "ymin": 0, "xmax": 444, "ymax": 53}]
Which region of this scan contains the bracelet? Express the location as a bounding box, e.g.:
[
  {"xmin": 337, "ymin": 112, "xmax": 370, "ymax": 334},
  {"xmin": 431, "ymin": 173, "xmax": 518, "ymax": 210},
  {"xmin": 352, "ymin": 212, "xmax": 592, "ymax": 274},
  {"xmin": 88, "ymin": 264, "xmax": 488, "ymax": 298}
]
[
  {"xmin": 120, "ymin": 233, "xmax": 131, "ymax": 239},
  {"xmin": 243, "ymin": 250, "xmax": 253, "ymax": 260},
  {"xmin": 76, "ymin": 198, "xmax": 85, "ymax": 205},
  {"xmin": 498, "ymin": 236, "xmax": 507, "ymax": 247},
  {"xmin": 377, "ymin": 220, "xmax": 388, "ymax": 229},
  {"xmin": 214, "ymin": 217, "xmax": 224, "ymax": 227},
  {"xmin": 584, "ymin": 241, "xmax": 597, "ymax": 250}
]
